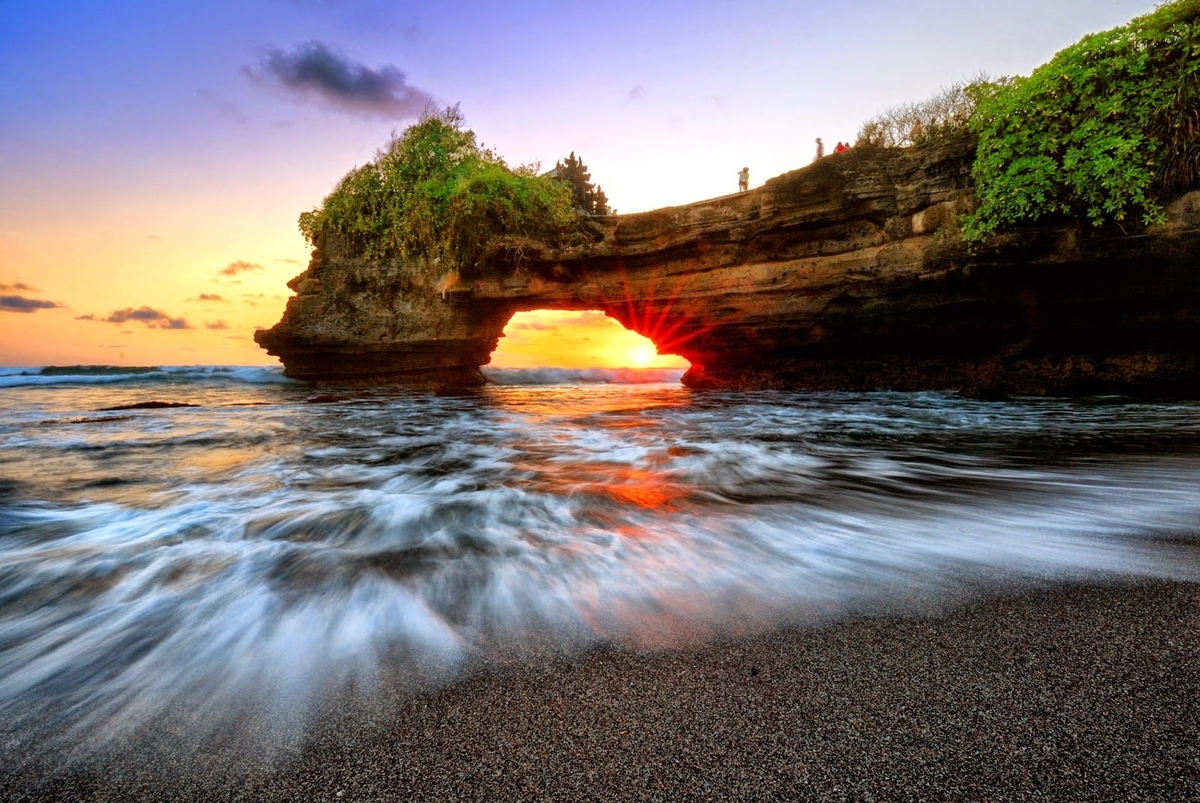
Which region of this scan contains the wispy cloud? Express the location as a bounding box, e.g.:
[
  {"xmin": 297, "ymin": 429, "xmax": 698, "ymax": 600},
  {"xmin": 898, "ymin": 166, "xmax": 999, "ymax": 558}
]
[
  {"xmin": 77, "ymin": 307, "xmax": 191, "ymax": 329},
  {"xmin": 197, "ymin": 88, "xmax": 248, "ymax": 125},
  {"xmin": 219, "ymin": 260, "xmax": 265, "ymax": 277},
  {"xmin": 0, "ymin": 282, "xmax": 36, "ymax": 292},
  {"xmin": 513, "ymin": 321, "xmax": 557, "ymax": 331},
  {"xmin": 626, "ymin": 85, "xmax": 646, "ymax": 102},
  {"xmin": 560, "ymin": 311, "xmax": 610, "ymax": 326},
  {"xmin": 1, "ymin": 295, "xmax": 64, "ymax": 313},
  {"xmin": 275, "ymin": 0, "xmax": 347, "ymax": 7},
  {"xmin": 191, "ymin": 293, "xmax": 226, "ymax": 302},
  {"xmin": 205, "ymin": 320, "xmax": 229, "ymax": 330},
  {"xmin": 246, "ymin": 41, "xmax": 433, "ymax": 120}
]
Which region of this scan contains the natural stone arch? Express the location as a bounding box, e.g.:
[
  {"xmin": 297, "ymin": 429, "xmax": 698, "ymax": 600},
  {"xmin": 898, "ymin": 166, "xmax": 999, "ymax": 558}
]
[{"xmin": 257, "ymin": 137, "xmax": 1200, "ymax": 396}]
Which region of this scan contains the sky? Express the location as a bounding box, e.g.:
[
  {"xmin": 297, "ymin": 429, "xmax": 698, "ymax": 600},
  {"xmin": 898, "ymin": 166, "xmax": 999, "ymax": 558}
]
[{"xmin": 0, "ymin": 0, "xmax": 1158, "ymax": 369}]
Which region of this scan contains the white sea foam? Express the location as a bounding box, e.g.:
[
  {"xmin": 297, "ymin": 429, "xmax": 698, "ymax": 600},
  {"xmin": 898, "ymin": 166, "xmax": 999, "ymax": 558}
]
[{"xmin": 1, "ymin": 382, "xmax": 1198, "ymax": 762}]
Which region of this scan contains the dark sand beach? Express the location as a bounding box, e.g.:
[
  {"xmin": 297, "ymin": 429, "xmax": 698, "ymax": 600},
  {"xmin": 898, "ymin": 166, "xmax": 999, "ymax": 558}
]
[{"xmin": 4, "ymin": 578, "xmax": 1198, "ymax": 802}]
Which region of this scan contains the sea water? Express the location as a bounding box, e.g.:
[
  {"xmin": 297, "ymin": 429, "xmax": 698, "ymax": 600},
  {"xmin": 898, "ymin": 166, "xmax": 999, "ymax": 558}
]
[{"xmin": 2, "ymin": 365, "xmax": 1199, "ymax": 758}]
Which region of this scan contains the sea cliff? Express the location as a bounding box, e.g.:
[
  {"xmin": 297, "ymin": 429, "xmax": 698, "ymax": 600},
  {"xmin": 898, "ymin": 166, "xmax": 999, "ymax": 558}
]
[{"xmin": 255, "ymin": 134, "xmax": 1200, "ymax": 396}]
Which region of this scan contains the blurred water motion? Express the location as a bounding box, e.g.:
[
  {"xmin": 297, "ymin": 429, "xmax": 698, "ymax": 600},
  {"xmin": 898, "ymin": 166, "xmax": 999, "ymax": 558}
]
[{"xmin": 2, "ymin": 370, "xmax": 1199, "ymax": 758}]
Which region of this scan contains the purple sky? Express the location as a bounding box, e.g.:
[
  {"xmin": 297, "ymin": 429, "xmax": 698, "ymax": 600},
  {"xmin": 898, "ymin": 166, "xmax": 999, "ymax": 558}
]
[{"xmin": 0, "ymin": 0, "xmax": 1158, "ymax": 365}]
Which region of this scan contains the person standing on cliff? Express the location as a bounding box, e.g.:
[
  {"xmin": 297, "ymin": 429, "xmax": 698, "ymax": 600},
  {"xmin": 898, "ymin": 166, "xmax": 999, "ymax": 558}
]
[
  {"xmin": 738, "ymin": 167, "xmax": 749, "ymax": 193},
  {"xmin": 814, "ymin": 138, "xmax": 825, "ymax": 162}
]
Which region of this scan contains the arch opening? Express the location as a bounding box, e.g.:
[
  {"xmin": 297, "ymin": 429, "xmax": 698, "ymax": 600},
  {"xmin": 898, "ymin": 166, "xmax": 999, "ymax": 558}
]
[{"xmin": 488, "ymin": 310, "xmax": 690, "ymax": 372}]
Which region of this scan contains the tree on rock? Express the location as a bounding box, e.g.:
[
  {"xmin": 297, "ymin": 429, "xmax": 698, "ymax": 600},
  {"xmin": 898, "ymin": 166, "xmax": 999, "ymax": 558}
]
[
  {"xmin": 552, "ymin": 152, "xmax": 611, "ymax": 215},
  {"xmin": 296, "ymin": 105, "xmax": 577, "ymax": 271}
]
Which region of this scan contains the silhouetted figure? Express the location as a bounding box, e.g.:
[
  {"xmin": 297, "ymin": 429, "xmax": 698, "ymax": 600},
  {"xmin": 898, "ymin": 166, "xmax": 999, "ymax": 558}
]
[
  {"xmin": 738, "ymin": 167, "xmax": 749, "ymax": 193},
  {"xmin": 814, "ymin": 138, "xmax": 825, "ymax": 162}
]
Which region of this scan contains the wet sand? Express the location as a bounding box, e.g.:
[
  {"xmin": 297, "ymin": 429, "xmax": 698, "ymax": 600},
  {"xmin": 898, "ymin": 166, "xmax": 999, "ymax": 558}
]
[{"xmin": 5, "ymin": 579, "xmax": 1199, "ymax": 801}]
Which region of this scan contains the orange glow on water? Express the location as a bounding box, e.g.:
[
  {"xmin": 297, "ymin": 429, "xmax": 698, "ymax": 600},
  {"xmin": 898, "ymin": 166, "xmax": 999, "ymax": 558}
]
[
  {"xmin": 489, "ymin": 310, "xmax": 690, "ymax": 369},
  {"xmin": 601, "ymin": 467, "xmax": 687, "ymax": 510}
]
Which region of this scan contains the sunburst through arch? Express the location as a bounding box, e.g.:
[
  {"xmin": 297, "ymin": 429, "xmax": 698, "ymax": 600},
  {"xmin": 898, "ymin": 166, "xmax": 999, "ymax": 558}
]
[{"xmin": 489, "ymin": 310, "xmax": 691, "ymax": 370}]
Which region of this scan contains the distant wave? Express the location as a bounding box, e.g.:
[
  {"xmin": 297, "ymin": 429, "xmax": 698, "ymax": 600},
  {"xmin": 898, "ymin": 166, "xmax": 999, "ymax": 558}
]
[
  {"xmin": 481, "ymin": 367, "xmax": 687, "ymax": 385},
  {"xmin": 0, "ymin": 365, "xmax": 294, "ymax": 388},
  {"xmin": 0, "ymin": 365, "xmax": 682, "ymax": 389}
]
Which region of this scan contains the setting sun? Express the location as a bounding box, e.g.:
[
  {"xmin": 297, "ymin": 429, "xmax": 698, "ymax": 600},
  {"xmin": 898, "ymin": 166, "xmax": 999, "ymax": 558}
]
[
  {"xmin": 627, "ymin": 343, "xmax": 659, "ymax": 368},
  {"xmin": 489, "ymin": 310, "xmax": 691, "ymax": 370}
]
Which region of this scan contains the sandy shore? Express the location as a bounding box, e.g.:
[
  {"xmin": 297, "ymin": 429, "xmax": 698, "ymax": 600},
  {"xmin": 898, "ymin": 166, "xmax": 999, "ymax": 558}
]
[{"xmin": 4, "ymin": 579, "xmax": 1199, "ymax": 801}]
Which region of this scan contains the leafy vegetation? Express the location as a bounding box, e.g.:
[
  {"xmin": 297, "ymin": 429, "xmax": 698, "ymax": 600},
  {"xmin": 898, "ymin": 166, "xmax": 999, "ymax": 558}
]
[
  {"xmin": 552, "ymin": 152, "xmax": 611, "ymax": 215},
  {"xmin": 855, "ymin": 76, "xmax": 986, "ymax": 149},
  {"xmin": 961, "ymin": 0, "xmax": 1200, "ymax": 243},
  {"xmin": 298, "ymin": 105, "xmax": 577, "ymax": 272}
]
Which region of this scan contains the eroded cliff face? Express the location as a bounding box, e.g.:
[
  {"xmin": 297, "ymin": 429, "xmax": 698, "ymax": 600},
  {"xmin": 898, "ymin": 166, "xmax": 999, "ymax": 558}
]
[{"xmin": 255, "ymin": 135, "xmax": 1200, "ymax": 395}]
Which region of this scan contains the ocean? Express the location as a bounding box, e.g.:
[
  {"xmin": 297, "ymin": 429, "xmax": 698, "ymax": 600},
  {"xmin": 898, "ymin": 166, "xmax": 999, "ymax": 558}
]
[{"xmin": 2, "ymin": 364, "xmax": 1199, "ymax": 763}]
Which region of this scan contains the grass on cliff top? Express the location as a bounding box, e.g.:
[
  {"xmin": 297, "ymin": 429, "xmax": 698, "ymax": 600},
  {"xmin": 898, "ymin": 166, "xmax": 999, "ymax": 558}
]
[
  {"xmin": 298, "ymin": 105, "xmax": 577, "ymax": 276},
  {"xmin": 963, "ymin": 0, "xmax": 1200, "ymax": 243},
  {"xmin": 858, "ymin": 0, "xmax": 1199, "ymax": 244}
]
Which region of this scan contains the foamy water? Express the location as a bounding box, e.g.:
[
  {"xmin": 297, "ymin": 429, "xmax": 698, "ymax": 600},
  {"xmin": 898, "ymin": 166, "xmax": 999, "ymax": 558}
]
[{"xmin": 2, "ymin": 365, "xmax": 1199, "ymax": 759}]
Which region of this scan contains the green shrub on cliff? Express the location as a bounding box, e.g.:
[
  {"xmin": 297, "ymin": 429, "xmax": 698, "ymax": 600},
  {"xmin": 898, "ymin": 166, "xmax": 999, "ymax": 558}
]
[
  {"xmin": 962, "ymin": 0, "xmax": 1200, "ymax": 243},
  {"xmin": 298, "ymin": 106, "xmax": 576, "ymax": 270}
]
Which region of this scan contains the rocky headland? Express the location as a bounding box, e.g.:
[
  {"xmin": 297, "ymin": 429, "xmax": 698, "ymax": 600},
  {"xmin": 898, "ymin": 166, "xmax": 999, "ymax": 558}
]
[{"xmin": 255, "ymin": 134, "xmax": 1200, "ymax": 396}]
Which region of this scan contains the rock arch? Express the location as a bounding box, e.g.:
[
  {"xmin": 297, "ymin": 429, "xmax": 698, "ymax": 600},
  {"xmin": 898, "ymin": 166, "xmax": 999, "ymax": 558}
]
[{"xmin": 256, "ymin": 136, "xmax": 1200, "ymax": 396}]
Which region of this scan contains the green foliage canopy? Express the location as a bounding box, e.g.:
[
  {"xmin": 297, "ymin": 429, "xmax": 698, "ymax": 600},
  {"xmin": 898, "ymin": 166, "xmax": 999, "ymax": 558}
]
[
  {"xmin": 962, "ymin": 0, "xmax": 1200, "ymax": 243},
  {"xmin": 298, "ymin": 106, "xmax": 577, "ymax": 271}
]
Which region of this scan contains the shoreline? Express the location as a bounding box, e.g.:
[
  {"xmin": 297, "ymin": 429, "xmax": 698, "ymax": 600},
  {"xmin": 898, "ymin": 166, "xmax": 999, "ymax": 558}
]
[{"xmin": 4, "ymin": 578, "xmax": 1198, "ymax": 801}]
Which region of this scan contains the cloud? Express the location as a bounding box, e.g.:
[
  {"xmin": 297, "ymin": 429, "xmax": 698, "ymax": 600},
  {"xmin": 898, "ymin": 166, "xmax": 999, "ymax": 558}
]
[
  {"xmin": 205, "ymin": 320, "xmax": 229, "ymax": 330},
  {"xmin": 219, "ymin": 260, "xmax": 265, "ymax": 277},
  {"xmin": 247, "ymin": 41, "xmax": 433, "ymax": 119},
  {"xmin": 1, "ymin": 295, "xmax": 63, "ymax": 313},
  {"xmin": 513, "ymin": 321, "xmax": 557, "ymax": 331},
  {"xmin": 561, "ymin": 311, "xmax": 610, "ymax": 326},
  {"xmin": 197, "ymin": 88, "xmax": 248, "ymax": 125},
  {"xmin": 275, "ymin": 0, "xmax": 347, "ymax": 7},
  {"xmin": 626, "ymin": 85, "xmax": 646, "ymax": 102},
  {"xmin": 191, "ymin": 293, "xmax": 226, "ymax": 302},
  {"xmin": 0, "ymin": 282, "xmax": 36, "ymax": 292},
  {"xmin": 77, "ymin": 307, "xmax": 191, "ymax": 329}
]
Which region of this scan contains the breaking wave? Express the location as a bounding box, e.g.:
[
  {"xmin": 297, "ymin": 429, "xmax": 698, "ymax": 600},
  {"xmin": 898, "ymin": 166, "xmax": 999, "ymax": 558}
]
[
  {"xmin": 0, "ymin": 364, "xmax": 294, "ymax": 388},
  {"xmin": 1, "ymin": 379, "xmax": 1199, "ymax": 768},
  {"xmin": 482, "ymin": 366, "xmax": 687, "ymax": 385}
]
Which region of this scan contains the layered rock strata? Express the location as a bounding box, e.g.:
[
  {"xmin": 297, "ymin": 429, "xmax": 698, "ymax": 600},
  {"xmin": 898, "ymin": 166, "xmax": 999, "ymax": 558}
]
[{"xmin": 255, "ymin": 135, "xmax": 1200, "ymax": 395}]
